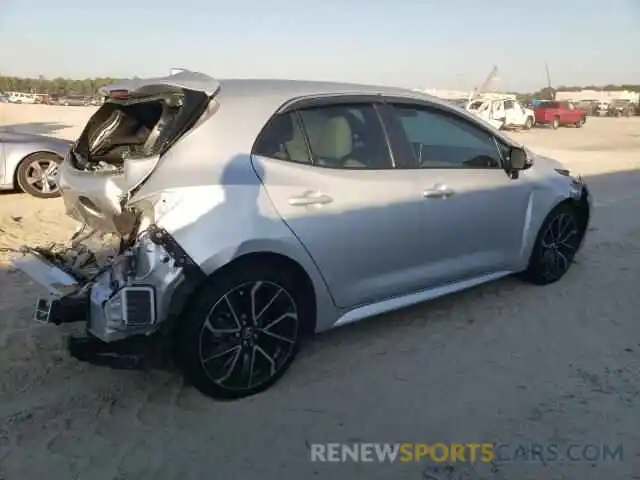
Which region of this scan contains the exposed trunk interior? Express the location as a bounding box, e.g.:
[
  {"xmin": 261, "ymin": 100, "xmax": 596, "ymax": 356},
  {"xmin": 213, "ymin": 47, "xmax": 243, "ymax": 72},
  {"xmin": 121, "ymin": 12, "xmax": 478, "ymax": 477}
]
[
  {"xmin": 59, "ymin": 87, "xmax": 212, "ymax": 235},
  {"xmin": 71, "ymin": 89, "xmax": 209, "ymax": 172}
]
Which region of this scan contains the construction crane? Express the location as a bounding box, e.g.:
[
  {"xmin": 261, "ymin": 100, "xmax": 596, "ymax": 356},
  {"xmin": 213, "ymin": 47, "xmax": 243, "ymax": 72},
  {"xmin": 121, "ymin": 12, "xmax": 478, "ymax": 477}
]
[{"xmin": 467, "ymin": 65, "xmax": 499, "ymax": 102}]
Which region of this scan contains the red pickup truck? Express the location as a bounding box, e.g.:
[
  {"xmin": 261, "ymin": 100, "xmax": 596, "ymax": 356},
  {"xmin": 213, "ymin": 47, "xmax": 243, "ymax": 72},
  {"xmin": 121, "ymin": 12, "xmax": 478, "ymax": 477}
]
[{"xmin": 534, "ymin": 101, "xmax": 587, "ymax": 129}]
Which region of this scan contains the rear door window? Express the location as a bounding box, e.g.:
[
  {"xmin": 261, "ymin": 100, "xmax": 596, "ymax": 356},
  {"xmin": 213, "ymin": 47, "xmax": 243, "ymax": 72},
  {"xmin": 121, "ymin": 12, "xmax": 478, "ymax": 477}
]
[{"xmin": 296, "ymin": 103, "xmax": 393, "ymax": 169}]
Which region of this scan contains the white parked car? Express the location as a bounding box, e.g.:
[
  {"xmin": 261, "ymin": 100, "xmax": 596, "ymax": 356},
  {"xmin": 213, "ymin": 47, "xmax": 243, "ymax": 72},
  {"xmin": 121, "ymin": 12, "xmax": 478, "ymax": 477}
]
[
  {"xmin": 6, "ymin": 91, "xmax": 38, "ymax": 104},
  {"xmin": 466, "ymin": 97, "xmax": 535, "ymax": 130}
]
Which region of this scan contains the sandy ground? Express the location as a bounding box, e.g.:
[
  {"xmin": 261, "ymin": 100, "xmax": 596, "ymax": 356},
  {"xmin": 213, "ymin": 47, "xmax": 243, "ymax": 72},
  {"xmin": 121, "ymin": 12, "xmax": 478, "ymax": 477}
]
[{"xmin": 1, "ymin": 104, "xmax": 640, "ymax": 480}]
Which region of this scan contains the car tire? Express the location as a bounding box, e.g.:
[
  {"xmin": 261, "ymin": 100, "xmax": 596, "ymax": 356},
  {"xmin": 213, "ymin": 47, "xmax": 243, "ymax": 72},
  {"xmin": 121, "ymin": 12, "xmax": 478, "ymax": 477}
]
[
  {"xmin": 15, "ymin": 152, "xmax": 63, "ymax": 199},
  {"xmin": 551, "ymin": 117, "xmax": 560, "ymax": 129},
  {"xmin": 173, "ymin": 260, "xmax": 313, "ymax": 400},
  {"xmin": 524, "ymin": 116, "xmax": 534, "ymax": 130},
  {"xmin": 575, "ymin": 116, "xmax": 585, "ymax": 128},
  {"xmin": 518, "ymin": 203, "xmax": 583, "ymax": 286}
]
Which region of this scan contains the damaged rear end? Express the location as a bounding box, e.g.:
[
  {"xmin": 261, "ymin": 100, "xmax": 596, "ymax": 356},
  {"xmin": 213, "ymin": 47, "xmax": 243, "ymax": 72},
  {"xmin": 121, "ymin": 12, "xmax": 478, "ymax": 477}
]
[{"xmin": 10, "ymin": 71, "xmax": 219, "ymax": 368}]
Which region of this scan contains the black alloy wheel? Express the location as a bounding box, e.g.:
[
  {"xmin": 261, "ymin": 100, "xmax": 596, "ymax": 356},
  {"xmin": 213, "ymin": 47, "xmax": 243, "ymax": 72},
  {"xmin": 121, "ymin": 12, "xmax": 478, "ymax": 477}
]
[
  {"xmin": 519, "ymin": 204, "xmax": 582, "ymax": 285},
  {"xmin": 174, "ymin": 262, "xmax": 310, "ymax": 400},
  {"xmin": 198, "ymin": 281, "xmax": 299, "ymax": 391}
]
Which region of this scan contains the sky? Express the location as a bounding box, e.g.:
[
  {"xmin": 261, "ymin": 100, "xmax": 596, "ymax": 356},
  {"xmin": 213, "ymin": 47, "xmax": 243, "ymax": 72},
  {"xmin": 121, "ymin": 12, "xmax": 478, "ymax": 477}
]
[{"xmin": 0, "ymin": 0, "xmax": 639, "ymax": 92}]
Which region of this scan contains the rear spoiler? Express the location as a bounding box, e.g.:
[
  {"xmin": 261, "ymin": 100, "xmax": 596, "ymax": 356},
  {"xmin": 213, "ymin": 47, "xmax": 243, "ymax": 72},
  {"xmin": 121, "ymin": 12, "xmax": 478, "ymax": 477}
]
[{"xmin": 99, "ymin": 70, "xmax": 221, "ymax": 99}]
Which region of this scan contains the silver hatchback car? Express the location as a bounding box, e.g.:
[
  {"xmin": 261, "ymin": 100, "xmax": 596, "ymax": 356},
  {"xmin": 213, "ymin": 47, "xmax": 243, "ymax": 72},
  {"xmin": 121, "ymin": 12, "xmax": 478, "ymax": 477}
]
[{"xmin": 12, "ymin": 71, "xmax": 592, "ymax": 400}]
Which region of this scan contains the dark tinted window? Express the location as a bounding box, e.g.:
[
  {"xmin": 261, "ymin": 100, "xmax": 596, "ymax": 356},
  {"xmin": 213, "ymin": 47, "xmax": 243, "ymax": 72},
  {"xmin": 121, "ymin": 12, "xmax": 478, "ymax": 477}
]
[
  {"xmin": 392, "ymin": 104, "xmax": 501, "ymax": 169},
  {"xmin": 253, "ymin": 113, "xmax": 311, "ymax": 164},
  {"xmin": 504, "ymin": 99, "xmax": 515, "ymax": 109},
  {"xmin": 297, "ymin": 104, "xmax": 392, "ymax": 169}
]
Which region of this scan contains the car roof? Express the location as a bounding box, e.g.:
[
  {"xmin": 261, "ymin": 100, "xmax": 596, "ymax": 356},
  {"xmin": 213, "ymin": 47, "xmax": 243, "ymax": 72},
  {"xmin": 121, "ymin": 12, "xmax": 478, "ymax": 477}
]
[
  {"xmin": 213, "ymin": 78, "xmax": 448, "ymax": 111},
  {"xmin": 103, "ymin": 72, "xmax": 453, "ymax": 118},
  {"xmin": 217, "ymin": 78, "xmax": 423, "ymax": 97}
]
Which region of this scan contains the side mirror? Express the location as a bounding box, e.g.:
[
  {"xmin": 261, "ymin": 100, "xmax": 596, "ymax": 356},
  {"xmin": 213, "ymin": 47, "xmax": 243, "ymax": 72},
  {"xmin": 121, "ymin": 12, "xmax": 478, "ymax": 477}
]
[{"xmin": 508, "ymin": 147, "xmax": 528, "ymax": 170}]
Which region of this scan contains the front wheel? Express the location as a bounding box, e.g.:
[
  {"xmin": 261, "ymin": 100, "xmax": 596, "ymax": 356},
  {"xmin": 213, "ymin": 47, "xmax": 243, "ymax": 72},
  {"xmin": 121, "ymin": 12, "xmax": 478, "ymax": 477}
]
[
  {"xmin": 174, "ymin": 261, "xmax": 312, "ymax": 400},
  {"xmin": 518, "ymin": 204, "xmax": 583, "ymax": 285},
  {"xmin": 551, "ymin": 117, "xmax": 560, "ymax": 129},
  {"xmin": 16, "ymin": 152, "xmax": 62, "ymax": 198},
  {"xmin": 575, "ymin": 116, "xmax": 585, "ymax": 128},
  {"xmin": 524, "ymin": 116, "xmax": 534, "ymax": 130}
]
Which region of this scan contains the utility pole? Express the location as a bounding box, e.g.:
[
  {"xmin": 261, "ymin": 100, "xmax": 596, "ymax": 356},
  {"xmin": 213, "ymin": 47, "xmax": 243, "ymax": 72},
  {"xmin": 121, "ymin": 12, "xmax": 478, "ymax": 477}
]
[{"xmin": 545, "ymin": 63, "xmax": 554, "ymax": 99}]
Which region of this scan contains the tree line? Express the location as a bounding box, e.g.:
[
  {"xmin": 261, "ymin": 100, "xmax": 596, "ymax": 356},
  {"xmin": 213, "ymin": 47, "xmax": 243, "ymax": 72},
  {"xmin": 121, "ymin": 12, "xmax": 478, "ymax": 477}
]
[
  {"xmin": 1, "ymin": 74, "xmax": 638, "ymax": 99},
  {"xmin": 0, "ymin": 75, "xmax": 130, "ymax": 97}
]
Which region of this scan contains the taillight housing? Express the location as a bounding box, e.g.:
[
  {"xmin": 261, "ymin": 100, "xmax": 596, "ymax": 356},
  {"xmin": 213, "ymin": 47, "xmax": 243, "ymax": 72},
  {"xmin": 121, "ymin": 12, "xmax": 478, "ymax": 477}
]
[{"xmin": 108, "ymin": 90, "xmax": 130, "ymax": 100}]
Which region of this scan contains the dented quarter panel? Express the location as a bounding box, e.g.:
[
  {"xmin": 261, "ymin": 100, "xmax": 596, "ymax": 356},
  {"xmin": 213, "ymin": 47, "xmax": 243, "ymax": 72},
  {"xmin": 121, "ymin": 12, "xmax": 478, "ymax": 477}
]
[{"xmin": 129, "ymin": 150, "xmax": 340, "ymax": 332}]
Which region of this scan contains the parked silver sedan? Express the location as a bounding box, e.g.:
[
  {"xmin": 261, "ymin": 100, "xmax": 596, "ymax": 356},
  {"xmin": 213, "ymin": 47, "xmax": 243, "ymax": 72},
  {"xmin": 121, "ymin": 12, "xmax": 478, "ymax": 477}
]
[
  {"xmin": 11, "ymin": 71, "xmax": 592, "ymax": 400},
  {"xmin": 0, "ymin": 131, "xmax": 72, "ymax": 198}
]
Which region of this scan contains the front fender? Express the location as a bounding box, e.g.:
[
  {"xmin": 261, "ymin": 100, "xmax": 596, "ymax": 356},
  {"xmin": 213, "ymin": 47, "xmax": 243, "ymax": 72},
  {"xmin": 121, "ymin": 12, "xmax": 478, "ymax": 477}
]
[{"xmin": 516, "ymin": 168, "xmax": 588, "ymax": 270}]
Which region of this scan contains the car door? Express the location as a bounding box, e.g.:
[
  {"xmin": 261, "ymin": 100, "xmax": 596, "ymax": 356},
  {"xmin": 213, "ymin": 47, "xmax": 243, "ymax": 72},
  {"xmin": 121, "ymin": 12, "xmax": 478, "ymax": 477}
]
[
  {"xmin": 382, "ymin": 101, "xmax": 534, "ymax": 288},
  {"xmin": 503, "ymin": 99, "xmax": 520, "ymax": 126},
  {"xmin": 565, "ymin": 102, "xmax": 577, "ymax": 123},
  {"xmin": 491, "ymin": 100, "xmax": 506, "ymax": 125},
  {"xmin": 251, "ymin": 101, "xmax": 428, "ymax": 309}
]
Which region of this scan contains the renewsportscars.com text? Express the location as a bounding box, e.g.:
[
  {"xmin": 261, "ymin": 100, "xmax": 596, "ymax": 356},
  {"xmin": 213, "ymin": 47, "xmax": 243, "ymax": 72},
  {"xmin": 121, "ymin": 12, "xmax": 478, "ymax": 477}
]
[{"xmin": 309, "ymin": 442, "xmax": 624, "ymax": 464}]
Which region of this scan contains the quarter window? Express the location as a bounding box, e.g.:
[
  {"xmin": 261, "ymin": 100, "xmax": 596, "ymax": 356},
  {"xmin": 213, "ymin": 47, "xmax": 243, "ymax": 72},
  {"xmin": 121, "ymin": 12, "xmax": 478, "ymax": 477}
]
[
  {"xmin": 392, "ymin": 105, "xmax": 502, "ymax": 169},
  {"xmin": 297, "ymin": 104, "xmax": 393, "ymax": 169},
  {"xmin": 253, "ymin": 113, "xmax": 312, "ymax": 164}
]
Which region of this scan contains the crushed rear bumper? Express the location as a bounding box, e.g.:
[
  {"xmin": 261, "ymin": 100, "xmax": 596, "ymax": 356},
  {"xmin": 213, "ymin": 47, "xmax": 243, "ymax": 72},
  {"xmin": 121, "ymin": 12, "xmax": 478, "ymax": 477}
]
[{"xmin": 10, "ymin": 225, "xmax": 204, "ymax": 369}]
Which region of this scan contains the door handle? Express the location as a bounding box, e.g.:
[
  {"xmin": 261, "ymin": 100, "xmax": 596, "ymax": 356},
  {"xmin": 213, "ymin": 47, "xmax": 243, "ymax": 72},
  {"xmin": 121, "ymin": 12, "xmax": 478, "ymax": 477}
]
[
  {"xmin": 423, "ymin": 184, "xmax": 455, "ymax": 199},
  {"xmin": 288, "ymin": 191, "xmax": 334, "ymax": 206}
]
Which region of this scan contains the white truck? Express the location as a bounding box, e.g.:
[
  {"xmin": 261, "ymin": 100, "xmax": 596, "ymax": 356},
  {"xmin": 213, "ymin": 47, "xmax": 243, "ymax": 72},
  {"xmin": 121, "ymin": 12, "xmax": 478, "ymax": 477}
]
[{"xmin": 465, "ymin": 96, "xmax": 535, "ymax": 130}]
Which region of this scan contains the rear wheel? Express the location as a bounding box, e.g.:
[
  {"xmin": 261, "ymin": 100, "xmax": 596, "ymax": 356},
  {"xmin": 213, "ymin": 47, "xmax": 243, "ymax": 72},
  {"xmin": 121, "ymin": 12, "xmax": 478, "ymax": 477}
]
[
  {"xmin": 15, "ymin": 152, "xmax": 62, "ymax": 198},
  {"xmin": 174, "ymin": 261, "xmax": 313, "ymax": 400},
  {"xmin": 518, "ymin": 204, "xmax": 582, "ymax": 285},
  {"xmin": 575, "ymin": 116, "xmax": 585, "ymax": 128},
  {"xmin": 551, "ymin": 117, "xmax": 560, "ymax": 129}
]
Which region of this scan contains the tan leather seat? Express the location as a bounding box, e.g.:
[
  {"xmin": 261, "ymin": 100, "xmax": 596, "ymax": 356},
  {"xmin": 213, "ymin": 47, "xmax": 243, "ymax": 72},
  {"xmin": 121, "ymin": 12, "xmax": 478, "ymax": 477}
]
[
  {"xmin": 284, "ymin": 119, "xmax": 311, "ymax": 163},
  {"xmin": 313, "ymin": 116, "xmax": 366, "ymax": 168}
]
